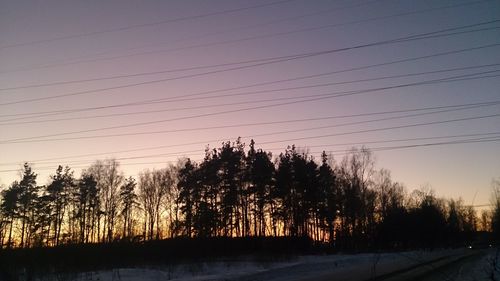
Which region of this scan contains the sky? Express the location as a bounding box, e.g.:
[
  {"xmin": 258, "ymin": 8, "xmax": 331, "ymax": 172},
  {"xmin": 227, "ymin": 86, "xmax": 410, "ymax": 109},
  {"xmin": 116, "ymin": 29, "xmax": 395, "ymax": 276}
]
[{"xmin": 0, "ymin": 0, "xmax": 499, "ymax": 206}]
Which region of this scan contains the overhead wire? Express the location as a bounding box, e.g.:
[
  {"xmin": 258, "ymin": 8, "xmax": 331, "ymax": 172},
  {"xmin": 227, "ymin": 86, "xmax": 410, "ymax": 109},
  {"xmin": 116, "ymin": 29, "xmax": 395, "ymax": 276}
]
[
  {"xmin": 1, "ymin": 0, "xmax": 498, "ymax": 198},
  {"xmin": 0, "ymin": 54, "xmax": 300, "ymax": 92},
  {"xmin": 0, "ymin": 33, "xmax": 498, "ymax": 94},
  {"xmin": 1, "ymin": 20, "xmax": 498, "ymax": 107},
  {"xmin": 288, "ymin": 135, "xmax": 500, "ymax": 156},
  {"xmin": 0, "ymin": 160, "xmax": 196, "ymax": 173},
  {"xmin": 6, "ymin": 111, "xmax": 499, "ymax": 165},
  {"xmin": 0, "ymin": 0, "xmax": 298, "ymax": 50},
  {"xmin": 2, "ymin": 42, "xmax": 498, "ymax": 120},
  {"xmin": 272, "ymin": 132, "xmax": 500, "ymax": 151},
  {"xmin": 1, "ymin": 137, "xmax": 498, "ymax": 173},
  {"xmin": 6, "ymin": 131, "xmax": 500, "ymax": 166},
  {"xmin": 109, "ymin": 112, "xmax": 500, "ymax": 156},
  {"xmin": 257, "ymin": 113, "xmax": 500, "ymax": 146},
  {"xmin": 74, "ymin": 0, "xmax": 490, "ymax": 62},
  {"xmin": 65, "ymin": 8, "xmax": 496, "ymax": 67},
  {"xmin": 2, "ymin": 68, "xmax": 499, "ymax": 144},
  {"xmin": 1, "ymin": 0, "xmax": 489, "ymax": 75},
  {"xmin": 0, "ymin": 0, "xmax": 387, "ymax": 75},
  {"xmin": 362, "ymin": 137, "xmax": 500, "ymax": 154},
  {"xmin": 5, "ymin": 132, "xmax": 500, "ymax": 167},
  {"xmin": 0, "ymin": 101, "xmax": 500, "ymax": 144},
  {"xmin": 1, "ymin": 62, "xmax": 499, "ymax": 125}
]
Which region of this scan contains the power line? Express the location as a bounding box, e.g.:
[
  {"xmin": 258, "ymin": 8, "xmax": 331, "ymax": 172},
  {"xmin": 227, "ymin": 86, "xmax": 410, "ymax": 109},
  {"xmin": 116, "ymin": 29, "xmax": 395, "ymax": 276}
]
[
  {"xmin": 294, "ymin": 135, "xmax": 500, "ymax": 155},
  {"xmin": 81, "ymin": 0, "xmax": 491, "ymax": 63},
  {"xmin": 2, "ymin": 108, "xmax": 499, "ymax": 167},
  {"xmin": 227, "ymin": 104, "xmax": 500, "ymax": 142},
  {"xmin": 0, "ymin": 27, "xmax": 500, "ymax": 91},
  {"xmin": 1, "ymin": 21, "xmax": 498, "ymax": 107},
  {"xmin": 2, "ymin": 0, "xmax": 489, "ymax": 75},
  {"xmin": 2, "ymin": 69, "xmax": 498, "ymax": 143},
  {"xmin": 2, "ymin": 63, "xmax": 499, "ymax": 125},
  {"xmin": 0, "ymin": 55, "xmax": 298, "ymax": 92},
  {"xmin": 0, "ymin": 160, "xmax": 196, "ymax": 173},
  {"xmin": 0, "ymin": 0, "xmax": 298, "ymax": 50},
  {"xmin": 6, "ymin": 132, "xmax": 500, "ymax": 167},
  {"xmin": 466, "ymin": 204, "xmax": 493, "ymax": 208},
  {"xmin": 2, "ymin": 42, "xmax": 498, "ymax": 119},
  {"xmin": 0, "ymin": 71, "xmax": 499, "ymax": 144},
  {"xmin": 3, "ymin": 99, "xmax": 499, "ymax": 144},
  {"xmin": 271, "ymin": 132, "xmax": 500, "ymax": 151},
  {"xmin": 257, "ymin": 114, "xmax": 500, "ymax": 146},
  {"xmin": 9, "ymin": 114, "xmax": 500, "ymax": 165},
  {"xmin": 71, "ymin": 15, "xmax": 495, "ymax": 70},
  {"xmin": 0, "ymin": 149, "xmax": 205, "ymax": 167},
  {"xmin": 3, "ymin": 23, "xmax": 496, "ymax": 106},
  {"xmin": 1, "ymin": 137, "xmax": 498, "ymax": 173},
  {"xmin": 366, "ymin": 138, "xmax": 500, "ymax": 154},
  {"xmin": 0, "ymin": 0, "xmax": 387, "ymax": 76}
]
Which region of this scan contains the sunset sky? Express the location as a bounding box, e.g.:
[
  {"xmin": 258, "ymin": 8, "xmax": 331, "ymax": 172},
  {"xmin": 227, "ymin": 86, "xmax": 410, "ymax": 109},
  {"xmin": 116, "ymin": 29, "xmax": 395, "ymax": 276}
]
[{"xmin": 0, "ymin": 0, "xmax": 499, "ymax": 207}]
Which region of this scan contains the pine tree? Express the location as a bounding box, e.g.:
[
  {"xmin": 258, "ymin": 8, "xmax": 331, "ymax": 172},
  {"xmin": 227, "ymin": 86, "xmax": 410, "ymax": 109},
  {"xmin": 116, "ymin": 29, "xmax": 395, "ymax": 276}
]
[
  {"xmin": 17, "ymin": 163, "xmax": 38, "ymax": 248},
  {"xmin": 120, "ymin": 177, "xmax": 137, "ymax": 239},
  {"xmin": 47, "ymin": 165, "xmax": 75, "ymax": 246},
  {"xmin": 247, "ymin": 140, "xmax": 274, "ymax": 237},
  {"xmin": 1, "ymin": 182, "xmax": 20, "ymax": 248},
  {"xmin": 318, "ymin": 152, "xmax": 337, "ymax": 243},
  {"xmin": 76, "ymin": 173, "xmax": 98, "ymax": 243},
  {"xmin": 177, "ymin": 159, "xmax": 198, "ymax": 237}
]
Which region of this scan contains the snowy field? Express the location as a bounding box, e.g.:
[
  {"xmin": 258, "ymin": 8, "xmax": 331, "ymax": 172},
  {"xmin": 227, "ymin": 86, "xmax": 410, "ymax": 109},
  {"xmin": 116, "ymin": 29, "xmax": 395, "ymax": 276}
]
[{"xmin": 33, "ymin": 248, "xmax": 499, "ymax": 281}]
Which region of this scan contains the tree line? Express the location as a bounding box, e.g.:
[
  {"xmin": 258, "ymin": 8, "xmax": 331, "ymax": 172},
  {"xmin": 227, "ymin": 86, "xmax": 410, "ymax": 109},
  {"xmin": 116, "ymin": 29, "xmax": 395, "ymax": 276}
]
[{"xmin": 0, "ymin": 138, "xmax": 494, "ymax": 250}]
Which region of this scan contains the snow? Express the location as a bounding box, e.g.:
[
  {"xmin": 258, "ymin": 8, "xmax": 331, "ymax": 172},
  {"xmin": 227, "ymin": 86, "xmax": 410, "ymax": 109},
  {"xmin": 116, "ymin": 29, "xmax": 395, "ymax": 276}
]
[{"xmin": 33, "ymin": 248, "xmax": 500, "ymax": 281}]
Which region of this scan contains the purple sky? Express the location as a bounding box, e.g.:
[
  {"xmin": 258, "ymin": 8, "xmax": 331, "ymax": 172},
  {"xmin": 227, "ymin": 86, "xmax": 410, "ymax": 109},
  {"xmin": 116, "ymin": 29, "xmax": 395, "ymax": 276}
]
[{"xmin": 1, "ymin": 0, "xmax": 499, "ymax": 206}]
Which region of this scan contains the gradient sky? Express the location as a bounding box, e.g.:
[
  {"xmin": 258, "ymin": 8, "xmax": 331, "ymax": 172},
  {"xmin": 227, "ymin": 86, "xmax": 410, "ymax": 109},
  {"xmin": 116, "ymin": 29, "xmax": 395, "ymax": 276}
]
[{"xmin": 0, "ymin": 0, "xmax": 499, "ymax": 207}]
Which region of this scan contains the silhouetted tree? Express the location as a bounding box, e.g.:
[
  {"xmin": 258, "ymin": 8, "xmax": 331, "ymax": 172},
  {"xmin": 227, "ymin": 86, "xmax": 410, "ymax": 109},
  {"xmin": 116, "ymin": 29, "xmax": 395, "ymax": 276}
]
[
  {"xmin": 374, "ymin": 169, "xmax": 392, "ymax": 220},
  {"xmin": 17, "ymin": 163, "xmax": 38, "ymax": 248},
  {"xmin": 139, "ymin": 167, "xmax": 175, "ymax": 240},
  {"xmin": 195, "ymin": 148, "xmax": 220, "ymax": 237},
  {"xmin": 443, "ymin": 199, "xmax": 476, "ymax": 245},
  {"xmin": 318, "ymin": 152, "xmax": 337, "ymax": 244},
  {"xmin": 33, "ymin": 189, "xmax": 51, "ymax": 247},
  {"xmin": 292, "ymin": 150, "xmax": 318, "ymax": 237},
  {"xmin": 75, "ymin": 173, "xmax": 98, "ymax": 243},
  {"xmin": 177, "ymin": 159, "xmax": 199, "ymax": 238},
  {"xmin": 273, "ymin": 147, "xmax": 319, "ymax": 237},
  {"xmin": 0, "ymin": 192, "xmax": 3, "ymax": 247},
  {"xmin": 479, "ymin": 209, "xmax": 492, "ymax": 232},
  {"xmin": 446, "ymin": 199, "xmax": 463, "ymax": 246},
  {"xmin": 46, "ymin": 165, "xmax": 75, "ymax": 246},
  {"xmin": 336, "ymin": 148, "xmax": 377, "ymax": 249},
  {"xmin": 274, "ymin": 147, "xmax": 294, "ymax": 237},
  {"xmin": 120, "ymin": 177, "xmax": 137, "ymax": 239},
  {"xmin": 410, "ymin": 190, "xmax": 446, "ymax": 249},
  {"xmin": 162, "ymin": 164, "xmax": 180, "ymax": 238},
  {"xmin": 1, "ymin": 182, "xmax": 20, "ymax": 248},
  {"xmin": 218, "ymin": 139, "xmax": 246, "ymax": 237},
  {"xmin": 0, "ymin": 141, "xmax": 487, "ymax": 252},
  {"xmin": 86, "ymin": 159, "xmax": 123, "ymax": 242},
  {"xmin": 246, "ymin": 140, "xmax": 274, "ymax": 237},
  {"xmin": 491, "ymin": 178, "xmax": 500, "ymax": 241}
]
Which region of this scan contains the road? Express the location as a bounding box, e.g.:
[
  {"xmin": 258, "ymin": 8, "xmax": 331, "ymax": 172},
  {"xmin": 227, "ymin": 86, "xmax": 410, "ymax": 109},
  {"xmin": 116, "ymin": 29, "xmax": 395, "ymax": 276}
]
[
  {"xmin": 230, "ymin": 249, "xmax": 495, "ymax": 281},
  {"xmin": 67, "ymin": 249, "xmax": 497, "ymax": 280},
  {"xmin": 376, "ymin": 249, "xmax": 494, "ymax": 281}
]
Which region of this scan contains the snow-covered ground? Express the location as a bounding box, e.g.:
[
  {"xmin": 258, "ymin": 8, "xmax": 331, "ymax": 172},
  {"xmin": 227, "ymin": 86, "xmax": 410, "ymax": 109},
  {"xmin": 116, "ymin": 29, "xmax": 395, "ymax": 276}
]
[{"xmin": 33, "ymin": 248, "xmax": 499, "ymax": 281}]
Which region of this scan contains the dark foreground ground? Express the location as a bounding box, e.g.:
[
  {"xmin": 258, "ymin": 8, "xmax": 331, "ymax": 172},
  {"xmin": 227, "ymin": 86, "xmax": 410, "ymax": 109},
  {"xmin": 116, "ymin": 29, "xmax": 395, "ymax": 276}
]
[
  {"xmin": 16, "ymin": 248, "xmax": 495, "ymax": 281},
  {"xmin": 0, "ymin": 238, "xmax": 498, "ymax": 281}
]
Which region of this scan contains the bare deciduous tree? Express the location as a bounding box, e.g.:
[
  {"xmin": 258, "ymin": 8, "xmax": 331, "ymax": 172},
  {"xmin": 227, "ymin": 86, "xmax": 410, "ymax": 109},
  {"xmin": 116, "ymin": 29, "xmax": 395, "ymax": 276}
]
[{"xmin": 139, "ymin": 167, "xmax": 175, "ymax": 240}]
